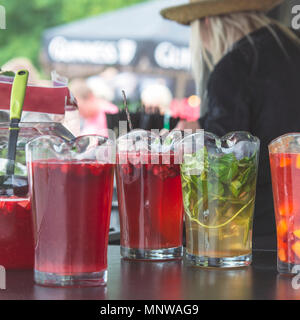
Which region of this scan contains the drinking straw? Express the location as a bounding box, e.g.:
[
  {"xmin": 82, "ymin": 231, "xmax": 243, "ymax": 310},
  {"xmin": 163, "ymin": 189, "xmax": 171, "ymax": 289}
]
[{"xmin": 122, "ymin": 90, "xmax": 133, "ymax": 131}]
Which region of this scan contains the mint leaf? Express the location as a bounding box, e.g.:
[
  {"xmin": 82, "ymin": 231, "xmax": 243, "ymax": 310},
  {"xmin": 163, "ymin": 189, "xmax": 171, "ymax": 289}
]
[{"xmin": 181, "ymin": 146, "xmax": 257, "ymax": 227}]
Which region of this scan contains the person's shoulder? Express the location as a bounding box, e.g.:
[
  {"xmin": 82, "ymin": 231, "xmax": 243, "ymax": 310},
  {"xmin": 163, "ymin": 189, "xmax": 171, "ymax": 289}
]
[
  {"xmin": 209, "ymin": 44, "xmax": 250, "ymax": 88},
  {"xmin": 210, "ymin": 25, "xmax": 289, "ymax": 81},
  {"xmin": 214, "ymin": 47, "xmax": 249, "ymax": 73},
  {"xmin": 234, "ymin": 26, "xmax": 276, "ymax": 53},
  {"xmin": 235, "ymin": 25, "xmax": 300, "ymax": 62}
]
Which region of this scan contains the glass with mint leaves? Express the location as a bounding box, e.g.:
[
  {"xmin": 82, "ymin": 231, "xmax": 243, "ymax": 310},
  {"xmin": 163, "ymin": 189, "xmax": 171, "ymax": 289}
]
[{"xmin": 180, "ymin": 131, "xmax": 260, "ymax": 268}]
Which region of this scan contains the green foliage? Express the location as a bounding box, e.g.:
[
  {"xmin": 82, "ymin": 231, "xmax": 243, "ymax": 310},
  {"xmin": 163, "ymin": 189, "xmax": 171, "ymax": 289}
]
[
  {"xmin": 0, "ymin": 0, "xmax": 149, "ymax": 70},
  {"xmin": 181, "ymin": 147, "xmax": 257, "ymax": 222}
]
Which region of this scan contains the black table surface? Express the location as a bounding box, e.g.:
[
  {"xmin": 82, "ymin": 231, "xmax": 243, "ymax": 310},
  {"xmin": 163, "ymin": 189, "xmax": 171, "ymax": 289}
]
[{"xmin": 0, "ymin": 246, "xmax": 299, "ymax": 300}]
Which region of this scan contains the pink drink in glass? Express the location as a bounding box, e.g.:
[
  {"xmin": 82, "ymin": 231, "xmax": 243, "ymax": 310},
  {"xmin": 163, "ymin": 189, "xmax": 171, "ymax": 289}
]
[
  {"xmin": 31, "ymin": 160, "xmax": 114, "ymax": 286},
  {"xmin": 0, "ymin": 192, "xmax": 33, "ymax": 269},
  {"xmin": 116, "ymin": 151, "xmax": 184, "ymax": 260}
]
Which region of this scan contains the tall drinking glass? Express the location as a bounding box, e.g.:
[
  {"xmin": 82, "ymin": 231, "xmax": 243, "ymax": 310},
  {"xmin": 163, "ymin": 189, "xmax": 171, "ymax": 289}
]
[
  {"xmin": 116, "ymin": 130, "xmax": 184, "ymax": 260},
  {"xmin": 26, "ymin": 135, "xmax": 115, "ymax": 286},
  {"xmin": 180, "ymin": 131, "xmax": 259, "ymax": 267},
  {"xmin": 269, "ymin": 133, "xmax": 300, "ymax": 274}
]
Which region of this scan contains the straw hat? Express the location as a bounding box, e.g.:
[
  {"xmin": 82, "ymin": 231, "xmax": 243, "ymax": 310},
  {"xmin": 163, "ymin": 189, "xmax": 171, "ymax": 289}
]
[{"xmin": 160, "ymin": 0, "xmax": 283, "ymax": 25}]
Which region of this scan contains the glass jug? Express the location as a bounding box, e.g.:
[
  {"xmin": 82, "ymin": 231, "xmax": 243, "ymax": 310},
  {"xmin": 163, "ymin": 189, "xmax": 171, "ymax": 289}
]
[
  {"xmin": 116, "ymin": 129, "xmax": 184, "ymax": 260},
  {"xmin": 180, "ymin": 131, "xmax": 260, "ymax": 268},
  {"xmin": 26, "ymin": 135, "xmax": 115, "ymax": 287},
  {"xmin": 269, "ymin": 133, "xmax": 300, "ymax": 274}
]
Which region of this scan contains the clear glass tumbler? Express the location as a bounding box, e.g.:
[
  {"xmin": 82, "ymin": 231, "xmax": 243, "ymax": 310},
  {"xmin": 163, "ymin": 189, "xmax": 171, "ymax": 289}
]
[
  {"xmin": 180, "ymin": 131, "xmax": 259, "ymax": 268},
  {"xmin": 26, "ymin": 135, "xmax": 115, "ymax": 286}
]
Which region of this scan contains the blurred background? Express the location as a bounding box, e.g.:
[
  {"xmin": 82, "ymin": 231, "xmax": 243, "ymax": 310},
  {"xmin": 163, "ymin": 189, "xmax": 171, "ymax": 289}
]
[
  {"xmin": 1, "ymin": 0, "xmax": 201, "ymax": 136},
  {"xmin": 0, "ymin": 0, "xmax": 297, "ymax": 136}
]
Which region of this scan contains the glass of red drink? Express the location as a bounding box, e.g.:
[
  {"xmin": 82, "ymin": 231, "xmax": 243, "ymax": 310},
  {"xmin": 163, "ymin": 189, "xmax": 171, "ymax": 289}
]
[
  {"xmin": 116, "ymin": 130, "xmax": 184, "ymax": 260},
  {"xmin": 26, "ymin": 135, "xmax": 115, "ymax": 286},
  {"xmin": 269, "ymin": 133, "xmax": 300, "ymax": 274},
  {"xmin": 0, "ymin": 173, "xmax": 33, "ymax": 269}
]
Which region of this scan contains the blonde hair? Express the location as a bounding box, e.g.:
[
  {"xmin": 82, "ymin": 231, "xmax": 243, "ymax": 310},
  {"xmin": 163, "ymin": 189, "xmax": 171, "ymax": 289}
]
[{"xmin": 190, "ymin": 11, "xmax": 300, "ymax": 94}]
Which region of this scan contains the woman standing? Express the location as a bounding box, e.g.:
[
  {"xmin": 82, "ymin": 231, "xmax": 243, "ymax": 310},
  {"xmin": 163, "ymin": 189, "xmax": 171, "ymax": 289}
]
[{"xmin": 161, "ymin": 0, "xmax": 300, "ymax": 249}]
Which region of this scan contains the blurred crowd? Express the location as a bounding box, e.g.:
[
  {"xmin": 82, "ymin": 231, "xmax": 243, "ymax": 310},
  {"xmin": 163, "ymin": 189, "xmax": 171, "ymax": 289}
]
[{"xmin": 1, "ymin": 57, "xmax": 200, "ymax": 136}]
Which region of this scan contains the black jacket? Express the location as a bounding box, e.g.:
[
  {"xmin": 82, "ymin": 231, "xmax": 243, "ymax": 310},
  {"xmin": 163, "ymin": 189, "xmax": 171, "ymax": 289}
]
[{"xmin": 200, "ymin": 25, "xmax": 300, "ymax": 250}]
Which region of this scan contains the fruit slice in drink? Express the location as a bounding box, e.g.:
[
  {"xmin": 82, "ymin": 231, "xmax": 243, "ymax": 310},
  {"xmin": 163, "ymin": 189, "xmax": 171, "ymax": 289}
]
[{"xmin": 270, "ymin": 152, "xmax": 300, "ymax": 270}]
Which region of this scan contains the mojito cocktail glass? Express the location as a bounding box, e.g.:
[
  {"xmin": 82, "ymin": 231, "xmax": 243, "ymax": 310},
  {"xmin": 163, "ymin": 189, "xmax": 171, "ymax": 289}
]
[
  {"xmin": 269, "ymin": 133, "xmax": 300, "ymax": 273},
  {"xmin": 27, "ymin": 135, "xmax": 115, "ymax": 286},
  {"xmin": 116, "ymin": 130, "xmax": 184, "ymax": 260},
  {"xmin": 181, "ymin": 131, "xmax": 259, "ymax": 267}
]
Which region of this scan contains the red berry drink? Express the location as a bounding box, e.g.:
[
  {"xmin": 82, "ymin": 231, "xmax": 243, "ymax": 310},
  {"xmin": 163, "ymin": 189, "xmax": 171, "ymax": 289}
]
[
  {"xmin": 0, "ymin": 190, "xmax": 34, "ymax": 269},
  {"xmin": 31, "ymin": 160, "xmax": 114, "ymax": 286},
  {"xmin": 116, "ymin": 152, "xmax": 184, "ymax": 260}
]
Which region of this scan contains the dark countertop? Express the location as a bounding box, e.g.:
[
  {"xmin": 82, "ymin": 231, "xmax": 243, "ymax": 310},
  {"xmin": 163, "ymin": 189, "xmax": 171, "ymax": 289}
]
[{"xmin": 0, "ymin": 246, "xmax": 299, "ymax": 300}]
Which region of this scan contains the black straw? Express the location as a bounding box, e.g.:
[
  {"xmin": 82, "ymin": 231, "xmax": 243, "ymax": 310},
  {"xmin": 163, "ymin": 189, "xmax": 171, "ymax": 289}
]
[{"xmin": 122, "ymin": 90, "xmax": 133, "ymax": 131}]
